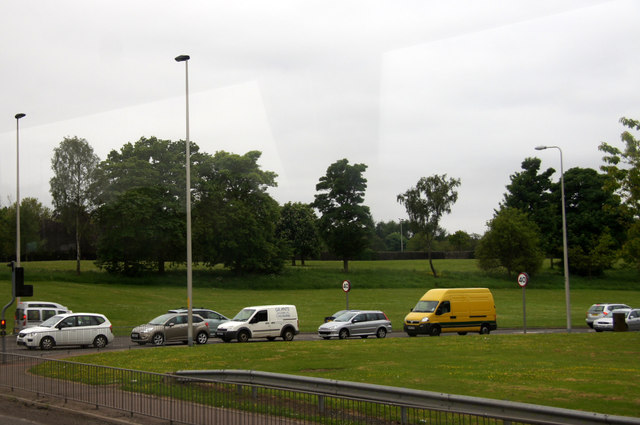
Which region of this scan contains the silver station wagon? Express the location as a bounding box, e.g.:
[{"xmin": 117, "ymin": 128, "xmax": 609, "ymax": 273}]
[{"xmin": 318, "ymin": 310, "xmax": 392, "ymax": 340}]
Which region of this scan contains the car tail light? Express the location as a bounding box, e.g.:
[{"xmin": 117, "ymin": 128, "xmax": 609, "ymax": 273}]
[
  {"xmin": 205, "ymin": 323, "xmax": 209, "ymax": 327},
  {"xmin": 603, "ymin": 311, "xmax": 609, "ymax": 316},
  {"xmin": 383, "ymin": 312, "xmax": 390, "ymax": 320}
]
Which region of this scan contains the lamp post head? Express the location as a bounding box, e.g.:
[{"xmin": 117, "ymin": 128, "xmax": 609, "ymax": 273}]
[
  {"xmin": 535, "ymin": 145, "xmax": 547, "ymax": 151},
  {"xmin": 15, "ymin": 113, "xmax": 26, "ymax": 120},
  {"xmin": 175, "ymin": 55, "xmax": 190, "ymax": 62}
]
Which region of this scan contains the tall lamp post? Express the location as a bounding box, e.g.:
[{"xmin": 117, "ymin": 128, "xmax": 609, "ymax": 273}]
[
  {"xmin": 535, "ymin": 145, "xmax": 571, "ymax": 332},
  {"xmin": 175, "ymin": 55, "xmax": 193, "ymax": 346},
  {"xmin": 15, "ymin": 113, "xmax": 26, "ymax": 268}
]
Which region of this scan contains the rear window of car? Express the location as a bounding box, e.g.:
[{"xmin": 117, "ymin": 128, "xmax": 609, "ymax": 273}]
[
  {"xmin": 589, "ymin": 306, "xmax": 604, "ymax": 313},
  {"xmin": 27, "ymin": 310, "xmax": 40, "ymax": 321}
]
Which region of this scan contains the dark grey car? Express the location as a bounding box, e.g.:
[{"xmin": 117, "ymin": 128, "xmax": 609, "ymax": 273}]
[
  {"xmin": 318, "ymin": 310, "xmax": 392, "ymax": 340},
  {"xmin": 168, "ymin": 308, "xmax": 229, "ymax": 335}
]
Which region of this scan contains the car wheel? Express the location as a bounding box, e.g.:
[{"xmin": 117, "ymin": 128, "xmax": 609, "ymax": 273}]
[
  {"xmin": 196, "ymin": 331, "xmax": 208, "ymax": 345},
  {"xmin": 40, "ymin": 336, "xmax": 55, "ymax": 350},
  {"xmin": 338, "ymin": 328, "xmax": 349, "ymax": 340},
  {"xmin": 429, "ymin": 325, "xmax": 441, "ymax": 337},
  {"xmin": 595, "ymin": 328, "xmax": 603, "ymax": 333},
  {"xmin": 282, "ymin": 328, "xmax": 295, "ymax": 341},
  {"xmin": 479, "ymin": 324, "xmax": 491, "ymax": 335},
  {"xmin": 152, "ymin": 333, "xmax": 165, "ymax": 346},
  {"xmin": 376, "ymin": 328, "xmax": 387, "ymax": 338},
  {"xmin": 93, "ymin": 335, "xmax": 108, "ymax": 348},
  {"xmin": 237, "ymin": 330, "xmax": 250, "ymax": 343}
]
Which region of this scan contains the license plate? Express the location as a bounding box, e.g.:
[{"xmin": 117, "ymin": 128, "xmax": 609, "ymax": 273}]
[
  {"xmin": 131, "ymin": 333, "xmax": 139, "ymax": 338},
  {"xmin": 407, "ymin": 326, "xmax": 415, "ymax": 330}
]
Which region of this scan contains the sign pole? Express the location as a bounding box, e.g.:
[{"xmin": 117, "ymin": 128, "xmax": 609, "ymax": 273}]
[{"xmin": 517, "ymin": 272, "xmax": 529, "ymax": 334}]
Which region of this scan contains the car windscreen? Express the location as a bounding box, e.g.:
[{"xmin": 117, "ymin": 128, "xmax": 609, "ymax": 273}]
[
  {"xmin": 40, "ymin": 315, "xmax": 63, "ymax": 327},
  {"xmin": 149, "ymin": 314, "xmax": 174, "ymax": 325},
  {"xmin": 413, "ymin": 300, "xmax": 439, "ymax": 313},
  {"xmin": 333, "ymin": 312, "xmax": 358, "ymax": 322},
  {"xmin": 233, "ymin": 309, "xmax": 255, "ymax": 322}
]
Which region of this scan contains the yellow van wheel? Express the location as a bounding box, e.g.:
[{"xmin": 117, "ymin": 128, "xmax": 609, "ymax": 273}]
[{"xmin": 428, "ymin": 326, "xmax": 441, "ymax": 337}]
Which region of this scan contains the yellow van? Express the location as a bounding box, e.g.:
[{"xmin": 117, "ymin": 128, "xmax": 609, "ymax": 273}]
[{"xmin": 404, "ymin": 288, "xmax": 497, "ymax": 336}]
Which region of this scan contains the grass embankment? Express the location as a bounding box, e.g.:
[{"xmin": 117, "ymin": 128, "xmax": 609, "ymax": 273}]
[
  {"xmin": 1, "ymin": 259, "xmax": 639, "ymax": 333},
  {"xmin": 2, "ymin": 259, "xmax": 640, "ymax": 416}
]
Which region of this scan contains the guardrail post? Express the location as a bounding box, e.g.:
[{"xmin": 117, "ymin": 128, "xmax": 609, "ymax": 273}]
[
  {"xmin": 401, "ymin": 406, "xmax": 407, "ymax": 425},
  {"xmin": 318, "ymin": 395, "xmax": 325, "ymax": 413}
]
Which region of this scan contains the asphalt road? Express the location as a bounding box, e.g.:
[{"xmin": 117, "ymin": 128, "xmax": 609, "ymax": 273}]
[{"xmin": 1, "ymin": 327, "xmax": 592, "ymax": 357}]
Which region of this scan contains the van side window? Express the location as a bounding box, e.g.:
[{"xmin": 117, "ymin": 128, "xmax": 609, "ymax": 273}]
[
  {"xmin": 42, "ymin": 310, "xmax": 56, "ymax": 321},
  {"xmin": 27, "ymin": 310, "xmax": 40, "ymax": 321},
  {"xmin": 253, "ymin": 310, "xmax": 268, "ymax": 323},
  {"xmin": 437, "ymin": 301, "xmax": 451, "ymax": 315}
]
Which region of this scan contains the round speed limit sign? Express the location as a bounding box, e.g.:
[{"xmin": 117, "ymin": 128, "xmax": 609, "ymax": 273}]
[
  {"xmin": 342, "ymin": 280, "xmax": 351, "ymax": 292},
  {"xmin": 517, "ymin": 272, "xmax": 529, "ymax": 288}
]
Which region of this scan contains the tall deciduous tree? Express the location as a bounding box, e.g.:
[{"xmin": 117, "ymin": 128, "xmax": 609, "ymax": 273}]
[
  {"xmin": 276, "ymin": 202, "xmax": 320, "ymax": 266},
  {"xmin": 50, "ymin": 136, "xmax": 99, "ymax": 274},
  {"xmin": 193, "ymin": 150, "xmax": 287, "ymax": 273},
  {"xmin": 397, "ymin": 174, "xmax": 460, "ymax": 277},
  {"xmin": 93, "ymin": 137, "xmax": 196, "ymax": 274},
  {"xmin": 476, "ymin": 208, "xmax": 544, "ymax": 278},
  {"xmin": 501, "ymin": 157, "xmax": 557, "ymax": 264},
  {"xmin": 313, "ymin": 159, "xmax": 373, "ymax": 272},
  {"xmin": 600, "ymin": 116, "xmax": 640, "ymax": 272}
]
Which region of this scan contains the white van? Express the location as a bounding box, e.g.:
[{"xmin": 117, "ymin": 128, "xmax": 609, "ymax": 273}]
[
  {"xmin": 14, "ymin": 301, "xmax": 71, "ymax": 333},
  {"xmin": 215, "ymin": 305, "xmax": 299, "ymax": 343}
]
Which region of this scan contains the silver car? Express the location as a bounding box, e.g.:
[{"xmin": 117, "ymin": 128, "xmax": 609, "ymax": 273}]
[
  {"xmin": 168, "ymin": 308, "xmax": 229, "ymax": 335},
  {"xmin": 131, "ymin": 313, "xmax": 209, "ymax": 346},
  {"xmin": 586, "ymin": 303, "xmax": 630, "ymax": 328},
  {"xmin": 593, "ymin": 308, "xmax": 640, "ymax": 332},
  {"xmin": 318, "ymin": 310, "xmax": 392, "ymax": 340}
]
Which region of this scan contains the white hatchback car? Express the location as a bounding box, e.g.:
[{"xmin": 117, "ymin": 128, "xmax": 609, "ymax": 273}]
[{"xmin": 16, "ymin": 313, "xmax": 114, "ymax": 350}]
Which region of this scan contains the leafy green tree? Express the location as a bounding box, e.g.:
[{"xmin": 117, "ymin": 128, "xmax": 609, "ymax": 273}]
[
  {"xmin": 557, "ymin": 167, "xmax": 629, "ymax": 276},
  {"xmin": 0, "ymin": 205, "xmax": 10, "ymax": 261},
  {"xmin": 194, "ymin": 151, "xmax": 287, "ymax": 273},
  {"xmin": 95, "ymin": 186, "xmax": 184, "ymax": 275},
  {"xmin": 599, "ymin": 117, "xmax": 640, "ymax": 217},
  {"xmin": 449, "ymin": 230, "xmax": 471, "ymax": 251},
  {"xmin": 50, "ymin": 136, "xmax": 99, "ymax": 274},
  {"xmin": 93, "ymin": 137, "xmax": 195, "ymax": 273},
  {"xmin": 476, "ymin": 208, "xmax": 543, "ymax": 278},
  {"xmin": 600, "ymin": 116, "xmax": 640, "ymax": 271},
  {"xmin": 501, "ymin": 157, "xmax": 557, "ymax": 264},
  {"xmin": 2, "ymin": 198, "xmax": 52, "ymax": 261},
  {"xmin": 622, "ymin": 220, "xmax": 640, "ymax": 271},
  {"xmin": 397, "ymin": 174, "xmax": 460, "ymax": 277},
  {"xmin": 313, "ymin": 159, "xmax": 374, "ymax": 272},
  {"xmin": 276, "ymin": 202, "xmax": 320, "ymax": 266}
]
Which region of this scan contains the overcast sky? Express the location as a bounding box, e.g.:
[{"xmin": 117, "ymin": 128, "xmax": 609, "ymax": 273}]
[{"xmin": 2, "ymin": 0, "xmax": 639, "ymax": 235}]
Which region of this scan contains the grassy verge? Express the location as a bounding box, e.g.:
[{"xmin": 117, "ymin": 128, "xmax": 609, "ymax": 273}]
[
  {"xmin": 65, "ymin": 332, "xmax": 640, "ymax": 417},
  {"xmin": 1, "ymin": 260, "xmax": 640, "ymax": 333}
]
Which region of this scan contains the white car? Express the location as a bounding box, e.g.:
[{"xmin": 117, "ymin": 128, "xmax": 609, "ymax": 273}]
[
  {"xmin": 16, "ymin": 313, "xmax": 114, "ymax": 350},
  {"xmin": 592, "ymin": 308, "xmax": 640, "ymax": 332}
]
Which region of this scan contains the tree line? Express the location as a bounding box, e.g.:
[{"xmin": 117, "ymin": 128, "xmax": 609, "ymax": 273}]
[{"xmin": 1, "ymin": 116, "xmax": 639, "ymax": 278}]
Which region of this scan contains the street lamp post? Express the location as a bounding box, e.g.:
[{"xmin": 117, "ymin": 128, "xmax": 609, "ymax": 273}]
[
  {"xmin": 15, "ymin": 113, "xmax": 25, "ymax": 268},
  {"xmin": 175, "ymin": 55, "xmax": 193, "ymax": 346},
  {"xmin": 535, "ymin": 145, "xmax": 571, "ymax": 332}
]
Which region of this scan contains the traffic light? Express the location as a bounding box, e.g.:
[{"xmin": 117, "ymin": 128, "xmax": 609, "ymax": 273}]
[
  {"xmin": 0, "ymin": 318, "xmax": 6, "ymax": 336},
  {"xmin": 8, "ymin": 262, "xmax": 33, "ymax": 297}
]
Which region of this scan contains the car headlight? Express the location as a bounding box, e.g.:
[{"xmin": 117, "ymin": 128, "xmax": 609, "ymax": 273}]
[{"xmin": 420, "ymin": 317, "xmax": 430, "ymax": 323}]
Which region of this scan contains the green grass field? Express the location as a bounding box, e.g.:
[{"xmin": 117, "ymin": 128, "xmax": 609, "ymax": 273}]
[{"xmin": 2, "ymin": 259, "xmax": 640, "ymax": 417}]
